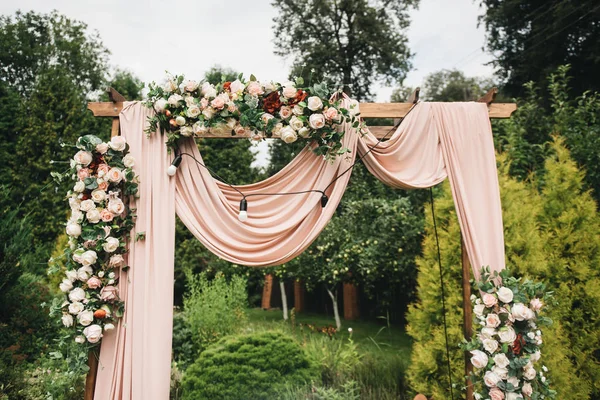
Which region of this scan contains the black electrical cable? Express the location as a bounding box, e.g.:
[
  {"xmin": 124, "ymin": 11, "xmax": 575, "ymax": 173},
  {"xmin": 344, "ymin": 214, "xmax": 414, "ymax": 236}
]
[{"xmin": 429, "ymin": 187, "xmax": 455, "ymax": 400}]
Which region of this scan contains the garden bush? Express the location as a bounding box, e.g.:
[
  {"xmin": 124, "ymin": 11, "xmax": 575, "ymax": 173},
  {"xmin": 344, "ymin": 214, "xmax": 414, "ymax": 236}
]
[{"xmin": 181, "ymin": 331, "xmax": 319, "ymax": 400}]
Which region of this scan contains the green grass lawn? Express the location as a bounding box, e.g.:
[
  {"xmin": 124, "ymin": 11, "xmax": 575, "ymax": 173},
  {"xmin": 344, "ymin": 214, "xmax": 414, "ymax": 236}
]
[{"xmin": 247, "ymin": 308, "xmax": 413, "ymax": 360}]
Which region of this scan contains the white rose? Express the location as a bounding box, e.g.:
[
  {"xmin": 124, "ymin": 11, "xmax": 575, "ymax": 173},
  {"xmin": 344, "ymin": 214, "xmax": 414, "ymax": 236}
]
[
  {"xmin": 282, "ymin": 85, "xmax": 297, "ymax": 98},
  {"xmin": 103, "ymin": 237, "xmax": 120, "ymax": 253},
  {"xmin": 202, "ymin": 107, "xmax": 215, "ymax": 119},
  {"xmin": 162, "ymin": 77, "xmax": 177, "ymax": 92},
  {"xmin": 530, "ymin": 298, "xmax": 543, "ymax": 311},
  {"xmin": 153, "ymin": 98, "xmax": 168, "ymax": 113},
  {"xmin": 72, "ymin": 249, "xmax": 84, "ymax": 264},
  {"xmin": 263, "ymin": 82, "xmax": 275, "ymax": 93},
  {"xmin": 180, "ymin": 126, "xmax": 194, "ymax": 137},
  {"xmin": 512, "ymin": 303, "xmax": 535, "ymax": 321},
  {"xmin": 66, "ymin": 222, "xmax": 81, "ymax": 237},
  {"xmin": 347, "ymin": 99, "xmax": 360, "ymax": 116},
  {"xmin": 68, "ymin": 287, "xmax": 86, "ymax": 302},
  {"xmin": 193, "ymin": 122, "xmax": 208, "ymax": 136},
  {"xmin": 521, "ymin": 382, "xmax": 532, "ymax": 396},
  {"xmin": 80, "ymin": 199, "xmax": 95, "ymax": 212},
  {"xmin": 83, "ymin": 324, "xmax": 103, "ymax": 343},
  {"xmin": 168, "ymin": 94, "xmax": 183, "ymax": 106},
  {"xmin": 483, "ymin": 370, "xmax": 501, "ymax": 388},
  {"xmin": 474, "ymin": 303, "xmax": 486, "ymax": 316},
  {"xmin": 77, "ymin": 310, "xmax": 94, "ymax": 326},
  {"xmin": 73, "ymin": 181, "xmax": 85, "ymax": 193},
  {"xmin": 309, "ymin": 113, "xmax": 326, "ymax": 130},
  {"xmin": 492, "ymin": 365, "xmax": 509, "ymax": 380},
  {"xmin": 486, "ymin": 313, "xmax": 501, "ymax": 328},
  {"xmin": 107, "ymin": 167, "xmax": 123, "ymax": 183},
  {"xmin": 107, "ymin": 198, "xmax": 125, "ymax": 215},
  {"xmin": 104, "ymin": 323, "xmax": 115, "ymax": 331},
  {"xmin": 497, "ymin": 287, "xmax": 514, "ymax": 303},
  {"xmin": 91, "ymin": 189, "xmax": 106, "ymax": 203},
  {"xmin": 498, "ymin": 326, "xmax": 517, "ymax": 343},
  {"xmin": 530, "ymin": 351, "xmax": 541, "ymax": 362},
  {"xmin": 482, "ymin": 338, "xmax": 499, "ymax": 353},
  {"xmin": 109, "ymin": 136, "xmax": 127, "ymax": 152},
  {"xmin": 480, "ymin": 327, "xmax": 497, "ymax": 339},
  {"xmin": 74, "ymin": 151, "xmax": 93, "ymax": 166},
  {"xmin": 96, "ymin": 142, "xmax": 109, "ymax": 154},
  {"xmin": 62, "ymin": 314, "xmax": 74, "ymax": 327},
  {"xmin": 298, "ymin": 127, "xmax": 311, "ymax": 138},
  {"xmin": 271, "ymin": 123, "xmax": 284, "ymax": 138},
  {"xmin": 81, "ymin": 250, "xmax": 98, "ymax": 266},
  {"xmin": 86, "ymin": 208, "xmax": 101, "ymax": 224},
  {"xmin": 123, "ymin": 154, "xmax": 135, "ymax": 168},
  {"xmin": 506, "ymin": 393, "xmax": 523, "ymax": 400},
  {"xmin": 226, "ymin": 118, "xmax": 237, "ymax": 130},
  {"xmin": 293, "ymin": 104, "xmax": 304, "ymax": 115},
  {"xmin": 307, "ymin": 96, "xmax": 323, "ymax": 111},
  {"xmin": 507, "ymin": 376, "xmax": 520, "ymax": 388},
  {"xmin": 184, "ymin": 80, "xmax": 199, "ymax": 92},
  {"xmin": 69, "ymin": 197, "xmax": 81, "ymax": 210},
  {"xmin": 75, "ymin": 335, "xmax": 86, "ymax": 344},
  {"xmin": 230, "ymin": 79, "xmax": 244, "ymax": 93},
  {"xmin": 289, "ymin": 116, "xmax": 304, "ymax": 131},
  {"xmin": 493, "ymin": 353, "xmax": 510, "ymax": 369},
  {"xmin": 65, "ymin": 269, "xmax": 78, "ymax": 282},
  {"xmin": 77, "ymin": 265, "xmax": 93, "ymax": 281},
  {"xmin": 59, "ymin": 279, "xmax": 74, "ymax": 293},
  {"xmin": 280, "ymin": 126, "xmax": 298, "ymax": 143},
  {"xmin": 186, "ymin": 105, "xmax": 201, "ymax": 118},
  {"xmin": 69, "ymin": 210, "xmax": 83, "ymax": 224},
  {"xmin": 470, "ymin": 350, "xmax": 488, "ymax": 369},
  {"xmin": 523, "ymin": 366, "xmax": 536, "ymax": 380},
  {"xmin": 68, "ymin": 301, "xmax": 85, "ymax": 315}
]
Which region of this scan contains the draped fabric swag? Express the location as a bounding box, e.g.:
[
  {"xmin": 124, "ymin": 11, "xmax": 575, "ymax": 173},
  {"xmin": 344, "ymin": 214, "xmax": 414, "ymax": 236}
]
[{"xmin": 94, "ymin": 101, "xmax": 505, "ymax": 399}]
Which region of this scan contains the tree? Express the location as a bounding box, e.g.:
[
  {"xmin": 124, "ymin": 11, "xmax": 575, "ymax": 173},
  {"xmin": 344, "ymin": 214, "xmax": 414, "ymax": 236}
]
[
  {"xmin": 272, "ymin": 0, "xmax": 419, "ymax": 100},
  {"xmin": 479, "ymin": 0, "xmax": 600, "ymax": 97}
]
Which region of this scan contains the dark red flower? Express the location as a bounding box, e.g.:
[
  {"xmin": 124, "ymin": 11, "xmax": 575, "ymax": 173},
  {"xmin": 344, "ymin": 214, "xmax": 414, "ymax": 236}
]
[
  {"xmin": 288, "ymin": 89, "xmax": 307, "ymax": 106},
  {"xmin": 512, "ymin": 333, "xmax": 525, "ymax": 355},
  {"xmin": 223, "ymin": 81, "xmax": 231, "ymax": 92},
  {"xmin": 263, "ymin": 91, "xmax": 282, "ymax": 114}
]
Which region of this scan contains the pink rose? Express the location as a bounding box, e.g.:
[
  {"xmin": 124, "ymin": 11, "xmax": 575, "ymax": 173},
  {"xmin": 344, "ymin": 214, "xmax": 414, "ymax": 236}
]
[
  {"xmin": 530, "ymin": 298, "xmax": 543, "ymax": 311},
  {"xmin": 97, "ymin": 164, "xmax": 110, "ymax": 176},
  {"xmin": 83, "ymin": 324, "xmax": 103, "ymax": 343},
  {"xmin": 98, "ymin": 181, "xmax": 108, "ymax": 191},
  {"xmin": 200, "ymin": 98, "xmax": 209, "ymax": 108},
  {"xmin": 261, "ymin": 113, "xmax": 274, "ymax": 124},
  {"xmin": 279, "ymin": 106, "xmax": 292, "ymax": 119},
  {"xmin": 309, "ymin": 113, "xmax": 326, "ymax": 129},
  {"xmin": 483, "ymin": 293, "xmax": 498, "ymax": 308},
  {"xmin": 107, "ymin": 199, "xmax": 125, "ymax": 215},
  {"xmin": 96, "ymin": 143, "xmax": 109, "ymax": 154},
  {"xmin": 87, "ymin": 276, "xmax": 102, "ymax": 289},
  {"xmin": 489, "ymin": 387, "xmax": 504, "ymax": 400},
  {"xmin": 100, "ymin": 286, "xmax": 118, "ymax": 301},
  {"xmin": 282, "ymin": 85, "xmax": 297, "ymax": 99},
  {"xmin": 109, "ymin": 136, "xmax": 127, "ymax": 152},
  {"xmin": 486, "ymin": 313, "xmax": 501, "ymax": 328},
  {"xmin": 246, "ymin": 81, "xmax": 263, "ymax": 96},
  {"xmin": 78, "ymin": 168, "xmax": 90, "ymax": 180},
  {"xmin": 109, "ymin": 254, "xmax": 126, "ymax": 268},
  {"xmin": 107, "ymin": 168, "xmax": 123, "ymax": 183},
  {"xmin": 100, "ymin": 209, "xmax": 114, "ymax": 222},
  {"xmin": 211, "ymin": 96, "xmax": 225, "ymax": 109},
  {"xmin": 227, "ymin": 103, "xmax": 237, "ymax": 113},
  {"xmin": 234, "ymin": 125, "xmax": 246, "ymax": 135},
  {"xmin": 74, "ymin": 151, "xmax": 93, "ymax": 166},
  {"xmin": 324, "ymin": 107, "xmax": 339, "ymax": 121},
  {"xmin": 184, "ymin": 80, "xmax": 199, "ymax": 92}
]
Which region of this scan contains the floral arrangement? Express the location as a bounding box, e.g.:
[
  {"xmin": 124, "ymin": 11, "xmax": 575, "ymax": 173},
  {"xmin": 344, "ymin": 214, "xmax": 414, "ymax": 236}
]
[
  {"xmin": 462, "ymin": 268, "xmax": 556, "ymax": 400},
  {"xmin": 52, "ymin": 134, "xmax": 138, "ymax": 346},
  {"xmin": 144, "ymin": 73, "xmax": 365, "ymax": 161}
]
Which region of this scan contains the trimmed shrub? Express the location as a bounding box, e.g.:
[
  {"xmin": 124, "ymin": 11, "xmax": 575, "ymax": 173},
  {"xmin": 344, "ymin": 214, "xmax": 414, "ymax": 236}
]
[{"xmin": 182, "ymin": 331, "xmax": 319, "ymax": 400}]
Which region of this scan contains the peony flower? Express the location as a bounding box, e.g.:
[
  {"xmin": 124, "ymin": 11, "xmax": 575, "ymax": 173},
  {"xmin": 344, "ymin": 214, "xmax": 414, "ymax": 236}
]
[
  {"xmin": 486, "ymin": 313, "xmax": 501, "ymax": 328},
  {"xmin": 493, "ymin": 353, "xmax": 510, "ymax": 368},
  {"xmin": 107, "ymin": 198, "xmax": 125, "ymax": 216},
  {"xmin": 153, "ymin": 98, "xmax": 168, "ymax": 113},
  {"xmin": 279, "ymin": 106, "xmax": 292, "ymax": 119},
  {"xmin": 123, "ymin": 154, "xmax": 135, "ymax": 168},
  {"xmin": 298, "ymin": 127, "xmax": 310, "ymax": 138},
  {"xmin": 103, "ymin": 237, "xmax": 120, "ymax": 253},
  {"xmin": 482, "ymin": 338, "xmax": 499, "ymax": 353},
  {"xmin": 66, "ymin": 222, "xmax": 82, "ymax": 237},
  {"xmin": 483, "ymin": 370, "xmax": 501, "ymax": 387},
  {"xmin": 280, "ymin": 126, "xmax": 298, "ymax": 143},
  {"xmin": 87, "ymin": 276, "xmax": 102, "ymax": 289},
  {"xmin": 81, "ymin": 250, "xmax": 98, "ymax": 266},
  {"xmin": 482, "ymin": 293, "xmax": 498, "ymax": 308},
  {"xmin": 512, "ymin": 303, "xmax": 535, "ymax": 321},
  {"xmin": 184, "ymin": 80, "xmax": 199, "ymax": 92},
  {"xmin": 96, "ymin": 142, "xmax": 109, "ymax": 154},
  {"xmin": 77, "ymin": 266, "xmax": 93, "ymax": 281},
  {"xmin": 68, "ymin": 301, "xmax": 84, "ymax": 315},
  {"xmin": 104, "ymin": 323, "xmax": 115, "ymax": 331},
  {"xmin": 497, "ymin": 287, "xmax": 514, "ymax": 303},
  {"xmin": 74, "ymin": 151, "xmax": 93, "ymax": 166},
  {"xmin": 307, "ymin": 96, "xmax": 324, "ymax": 111},
  {"xmin": 246, "ymin": 81, "xmax": 263, "ymax": 96},
  {"xmin": 489, "ymin": 387, "xmax": 504, "ymax": 400},
  {"xmin": 100, "ymin": 286, "xmax": 118, "ymax": 301},
  {"xmin": 83, "ymin": 324, "xmax": 103, "ymax": 343},
  {"xmin": 180, "ymin": 126, "xmax": 194, "ymax": 137},
  {"xmin": 109, "ymin": 136, "xmax": 127, "ymax": 152},
  {"xmin": 69, "ymin": 287, "xmax": 86, "ymax": 302},
  {"xmin": 498, "ymin": 326, "xmax": 517, "ymax": 343},
  {"xmin": 100, "ymin": 209, "xmax": 114, "ymax": 222},
  {"xmin": 309, "ymin": 113, "xmax": 326, "ymax": 129},
  {"xmin": 470, "ymin": 350, "xmax": 488, "ymax": 369},
  {"xmin": 62, "ymin": 314, "xmax": 74, "ymax": 327},
  {"xmin": 73, "ymin": 181, "xmax": 85, "ymax": 193},
  {"xmin": 75, "ymin": 335, "xmax": 86, "ymax": 344},
  {"xmin": 282, "ymin": 85, "xmax": 297, "ymax": 99},
  {"xmin": 60, "ymin": 279, "xmax": 74, "ymax": 293}
]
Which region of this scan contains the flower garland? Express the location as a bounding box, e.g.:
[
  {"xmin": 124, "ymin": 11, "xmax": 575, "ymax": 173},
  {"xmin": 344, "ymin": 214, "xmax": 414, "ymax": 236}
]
[
  {"xmin": 54, "ymin": 134, "xmax": 138, "ymax": 346},
  {"xmin": 462, "ymin": 268, "xmax": 556, "ymax": 400},
  {"xmin": 144, "ymin": 73, "xmax": 365, "ymax": 161}
]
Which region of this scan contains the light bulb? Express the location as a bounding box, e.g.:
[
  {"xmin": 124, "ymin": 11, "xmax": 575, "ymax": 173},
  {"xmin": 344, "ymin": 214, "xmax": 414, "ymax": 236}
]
[
  {"xmin": 167, "ymin": 165, "xmax": 177, "ymax": 176},
  {"xmin": 238, "ymin": 210, "xmax": 248, "ymax": 222}
]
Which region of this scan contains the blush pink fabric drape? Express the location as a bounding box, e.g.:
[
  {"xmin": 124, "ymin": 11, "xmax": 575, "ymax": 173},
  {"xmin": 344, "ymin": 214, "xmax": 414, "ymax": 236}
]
[
  {"xmin": 94, "ymin": 102, "xmax": 175, "ymax": 400},
  {"xmin": 95, "ymin": 100, "xmax": 505, "ymax": 399}
]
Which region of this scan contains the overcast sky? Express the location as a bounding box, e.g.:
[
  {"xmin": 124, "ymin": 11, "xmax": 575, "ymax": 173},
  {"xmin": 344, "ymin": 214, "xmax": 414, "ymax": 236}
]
[{"xmin": 1, "ymin": 0, "xmax": 495, "ymax": 167}]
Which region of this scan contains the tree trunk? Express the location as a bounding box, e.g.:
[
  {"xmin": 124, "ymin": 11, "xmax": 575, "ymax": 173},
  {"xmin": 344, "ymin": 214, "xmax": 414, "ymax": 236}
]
[
  {"xmin": 261, "ymin": 274, "xmax": 273, "ymax": 310},
  {"xmin": 326, "ymin": 287, "xmax": 341, "ymax": 330},
  {"xmin": 280, "ymin": 280, "xmax": 288, "ymax": 320},
  {"xmin": 293, "ymin": 280, "xmax": 305, "ymax": 313}
]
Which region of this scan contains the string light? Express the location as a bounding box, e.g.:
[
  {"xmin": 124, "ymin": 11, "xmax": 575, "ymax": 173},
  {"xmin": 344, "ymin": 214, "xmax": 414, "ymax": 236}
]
[
  {"xmin": 239, "ymin": 198, "xmax": 248, "ymax": 222},
  {"xmin": 167, "ymin": 154, "xmax": 182, "ymax": 176}
]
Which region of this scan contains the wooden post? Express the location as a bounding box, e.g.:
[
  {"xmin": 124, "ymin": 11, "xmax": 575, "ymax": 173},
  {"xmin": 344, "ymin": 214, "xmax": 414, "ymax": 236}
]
[
  {"xmin": 261, "ymin": 274, "xmax": 274, "ymax": 310},
  {"xmin": 342, "ymin": 282, "xmax": 360, "ymax": 320},
  {"xmin": 293, "ymin": 280, "xmax": 305, "ymax": 313},
  {"xmin": 462, "ymin": 238, "xmax": 474, "ymax": 400},
  {"xmin": 84, "ymin": 348, "xmax": 99, "ymax": 400}
]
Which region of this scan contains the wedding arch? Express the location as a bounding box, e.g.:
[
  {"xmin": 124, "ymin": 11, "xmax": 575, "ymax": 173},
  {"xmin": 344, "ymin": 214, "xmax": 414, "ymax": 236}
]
[{"xmin": 81, "ymin": 84, "xmax": 516, "ymax": 400}]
